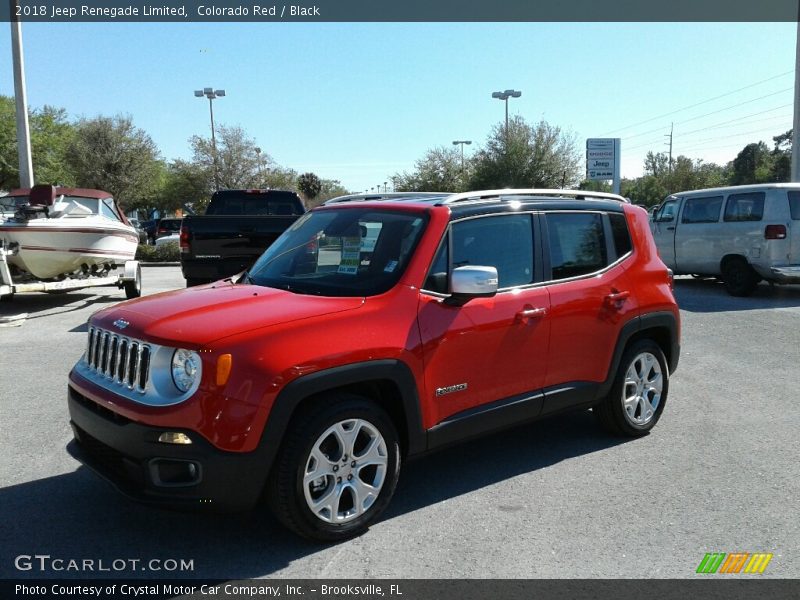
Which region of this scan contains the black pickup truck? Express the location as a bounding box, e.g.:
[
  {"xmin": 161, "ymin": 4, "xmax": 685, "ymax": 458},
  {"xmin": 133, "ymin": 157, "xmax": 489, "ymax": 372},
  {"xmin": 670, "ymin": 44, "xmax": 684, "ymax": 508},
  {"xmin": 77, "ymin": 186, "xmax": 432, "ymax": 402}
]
[{"xmin": 180, "ymin": 189, "xmax": 306, "ymax": 286}]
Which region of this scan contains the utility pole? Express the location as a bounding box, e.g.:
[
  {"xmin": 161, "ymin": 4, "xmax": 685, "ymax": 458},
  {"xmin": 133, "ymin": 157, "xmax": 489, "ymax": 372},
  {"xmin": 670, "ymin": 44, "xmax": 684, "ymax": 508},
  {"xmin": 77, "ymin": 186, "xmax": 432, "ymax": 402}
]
[
  {"xmin": 10, "ymin": 5, "xmax": 34, "ymax": 188},
  {"xmin": 792, "ymin": 18, "xmax": 800, "ymax": 181},
  {"xmin": 665, "ymin": 122, "xmax": 674, "ymax": 174}
]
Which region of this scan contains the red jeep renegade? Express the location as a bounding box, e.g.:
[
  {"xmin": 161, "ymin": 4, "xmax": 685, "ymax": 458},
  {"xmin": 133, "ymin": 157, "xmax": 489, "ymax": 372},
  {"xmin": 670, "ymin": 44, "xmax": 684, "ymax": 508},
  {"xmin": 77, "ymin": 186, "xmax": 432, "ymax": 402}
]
[{"xmin": 67, "ymin": 189, "xmax": 680, "ymax": 541}]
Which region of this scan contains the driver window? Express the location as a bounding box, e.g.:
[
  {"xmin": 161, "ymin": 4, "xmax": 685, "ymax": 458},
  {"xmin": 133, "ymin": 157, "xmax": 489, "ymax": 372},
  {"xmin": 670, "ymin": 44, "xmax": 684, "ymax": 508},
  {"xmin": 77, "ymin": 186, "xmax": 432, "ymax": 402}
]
[{"xmin": 656, "ymin": 200, "xmax": 678, "ymax": 222}]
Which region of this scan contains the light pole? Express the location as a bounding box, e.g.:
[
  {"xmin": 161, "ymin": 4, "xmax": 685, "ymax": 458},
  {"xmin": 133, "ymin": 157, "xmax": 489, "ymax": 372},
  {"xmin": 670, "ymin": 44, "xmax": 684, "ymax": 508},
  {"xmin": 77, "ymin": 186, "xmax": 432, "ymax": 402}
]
[
  {"xmin": 491, "ymin": 89, "xmax": 521, "ymax": 142},
  {"xmin": 383, "ymin": 181, "xmax": 387, "ymax": 193},
  {"xmin": 254, "ymin": 146, "xmax": 264, "ymax": 186},
  {"xmin": 194, "ymin": 87, "xmax": 225, "ymax": 190},
  {"xmin": 10, "ymin": 10, "xmax": 33, "ymax": 187},
  {"xmin": 452, "ymin": 140, "xmax": 472, "ymax": 172}
]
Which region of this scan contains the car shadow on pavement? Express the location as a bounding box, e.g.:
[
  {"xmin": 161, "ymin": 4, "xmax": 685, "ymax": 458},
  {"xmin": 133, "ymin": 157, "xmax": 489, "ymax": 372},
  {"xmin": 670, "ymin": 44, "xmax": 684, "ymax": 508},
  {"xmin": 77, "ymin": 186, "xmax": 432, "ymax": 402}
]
[
  {"xmin": 0, "ymin": 292, "xmax": 120, "ymax": 322},
  {"xmin": 0, "ymin": 411, "xmax": 625, "ymax": 580},
  {"xmin": 673, "ymin": 277, "xmax": 800, "ymax": 312}
]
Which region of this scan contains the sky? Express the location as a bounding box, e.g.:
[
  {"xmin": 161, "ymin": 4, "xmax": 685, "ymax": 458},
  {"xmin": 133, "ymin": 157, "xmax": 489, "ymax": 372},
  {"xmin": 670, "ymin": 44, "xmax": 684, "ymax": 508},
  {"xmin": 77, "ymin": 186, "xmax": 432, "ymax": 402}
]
[{"xmin": 0, "ymin": 22, "xmax": 795, "ymax": 193}]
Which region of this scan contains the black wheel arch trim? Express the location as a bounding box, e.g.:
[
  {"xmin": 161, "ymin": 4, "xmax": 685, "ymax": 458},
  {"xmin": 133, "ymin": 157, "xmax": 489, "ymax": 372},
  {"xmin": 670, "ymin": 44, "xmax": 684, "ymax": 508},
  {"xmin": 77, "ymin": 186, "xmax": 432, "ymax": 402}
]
[
  {"xmin": 597, "ymin": 311, "xmax": 680, "ymax": 400},
  {"xmin": 257, "ymin": 359, "xmax": 426, "ymax": 470}
]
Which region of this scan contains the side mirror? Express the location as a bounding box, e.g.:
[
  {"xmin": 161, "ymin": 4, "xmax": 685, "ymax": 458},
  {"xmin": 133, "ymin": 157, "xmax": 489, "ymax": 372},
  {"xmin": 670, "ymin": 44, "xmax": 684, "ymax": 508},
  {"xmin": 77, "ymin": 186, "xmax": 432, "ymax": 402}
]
[{"xmin": 446, "ymin": 265, "xmax": 498, "ymax": 305}]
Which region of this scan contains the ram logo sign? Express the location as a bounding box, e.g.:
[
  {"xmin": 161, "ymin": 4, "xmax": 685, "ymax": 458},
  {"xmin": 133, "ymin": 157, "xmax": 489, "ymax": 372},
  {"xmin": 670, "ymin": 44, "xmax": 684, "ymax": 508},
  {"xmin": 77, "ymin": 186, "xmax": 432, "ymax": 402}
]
[{"xmin": 696, "ymin": 552, "xmax": 773, "ymax": 574}]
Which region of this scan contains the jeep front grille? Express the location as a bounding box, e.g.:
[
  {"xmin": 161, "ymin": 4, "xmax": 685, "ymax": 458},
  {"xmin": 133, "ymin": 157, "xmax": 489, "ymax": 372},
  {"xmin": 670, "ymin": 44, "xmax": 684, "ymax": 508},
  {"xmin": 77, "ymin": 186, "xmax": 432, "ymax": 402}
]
[{"xmin": 86, "ymin": 326, "xmax": 151, "ymax": 392}]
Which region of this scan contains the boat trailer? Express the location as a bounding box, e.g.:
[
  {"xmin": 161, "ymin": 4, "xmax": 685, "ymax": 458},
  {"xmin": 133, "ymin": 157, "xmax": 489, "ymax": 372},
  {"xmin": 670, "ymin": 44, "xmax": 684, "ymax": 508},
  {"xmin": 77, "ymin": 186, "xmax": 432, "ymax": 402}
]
[{"xmin": 0, "ymin": 241, "xmax": 142, "ymax": 300}]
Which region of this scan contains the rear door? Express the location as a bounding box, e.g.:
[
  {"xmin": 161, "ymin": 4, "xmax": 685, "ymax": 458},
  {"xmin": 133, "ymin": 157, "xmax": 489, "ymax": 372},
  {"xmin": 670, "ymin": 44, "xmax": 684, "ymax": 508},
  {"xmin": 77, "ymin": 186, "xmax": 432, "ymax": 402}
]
[
  {"xmin": 650, "ymin": 197, "xmax": 680, "ymax": 269},
  {"xmin": 543, "ymin": 211, "xmax": 638, "ymax": 413}
]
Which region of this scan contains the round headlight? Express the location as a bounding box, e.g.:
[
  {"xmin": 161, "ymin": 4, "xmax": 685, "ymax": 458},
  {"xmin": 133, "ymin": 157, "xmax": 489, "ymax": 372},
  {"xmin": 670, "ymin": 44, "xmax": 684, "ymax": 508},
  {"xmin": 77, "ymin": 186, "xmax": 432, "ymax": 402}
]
[{"xmin": 171, "ymin": 349, "xmax": 202, "ymax": 393}]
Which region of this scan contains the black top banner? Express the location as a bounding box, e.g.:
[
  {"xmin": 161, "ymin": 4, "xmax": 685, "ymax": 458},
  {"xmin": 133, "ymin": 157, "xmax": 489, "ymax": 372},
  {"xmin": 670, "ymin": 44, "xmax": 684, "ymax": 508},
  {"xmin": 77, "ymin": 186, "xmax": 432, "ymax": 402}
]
[{"xmin": 1, "ymin": 0, "xmax": 800, "ymax": 22}]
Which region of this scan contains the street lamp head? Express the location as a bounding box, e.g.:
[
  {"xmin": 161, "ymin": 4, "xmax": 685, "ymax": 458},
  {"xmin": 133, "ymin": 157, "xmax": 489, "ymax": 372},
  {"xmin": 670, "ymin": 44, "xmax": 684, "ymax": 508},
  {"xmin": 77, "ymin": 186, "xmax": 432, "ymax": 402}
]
[
  {"xmin": 491, "ymin": 91, "xmax": 505, "ymax": 99},
  {"xmin": 203, "ymin": 87, "xmax": 213, "ymax": 94},
  {"xmin": 511, "ymin": 91, "xmax": 521, "ymax": 98},
  {"xmin": 194, "ymin": 90, "xmax": 204, "ymax": 97},
  {"xmin": 215, "ymin": 90, "xmax": 226, "ymax": 97},
  {"xmin": 465, "ymin": 140, "xmax": 472, "ymax": 145}
]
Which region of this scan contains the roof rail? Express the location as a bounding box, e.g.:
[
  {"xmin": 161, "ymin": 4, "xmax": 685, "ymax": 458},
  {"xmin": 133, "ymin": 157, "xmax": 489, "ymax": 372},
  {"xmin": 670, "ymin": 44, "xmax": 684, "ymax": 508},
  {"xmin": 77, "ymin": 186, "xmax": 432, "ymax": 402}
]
[
  {"xmin": 323, "ymin": 192, "xmax": 451, "ymax": 205},
  {"xmin": 437, "ymin": 188, "xmax": 629, "ymax": 205}
]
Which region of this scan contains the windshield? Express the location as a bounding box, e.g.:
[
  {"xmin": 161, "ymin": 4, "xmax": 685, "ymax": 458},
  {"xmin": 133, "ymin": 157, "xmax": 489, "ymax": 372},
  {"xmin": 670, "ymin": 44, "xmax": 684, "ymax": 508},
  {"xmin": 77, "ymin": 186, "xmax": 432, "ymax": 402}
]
[{"xmin": 248, "ymin": 208, "xmax": 428, "ymax": 297}]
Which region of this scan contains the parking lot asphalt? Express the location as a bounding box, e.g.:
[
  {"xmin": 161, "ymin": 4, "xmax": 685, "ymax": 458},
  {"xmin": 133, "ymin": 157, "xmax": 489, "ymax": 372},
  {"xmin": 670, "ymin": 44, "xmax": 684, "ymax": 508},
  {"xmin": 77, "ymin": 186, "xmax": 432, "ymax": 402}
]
[{"xmin": 1, "ymin": 267, "xmax": 798, "ymax": 579}]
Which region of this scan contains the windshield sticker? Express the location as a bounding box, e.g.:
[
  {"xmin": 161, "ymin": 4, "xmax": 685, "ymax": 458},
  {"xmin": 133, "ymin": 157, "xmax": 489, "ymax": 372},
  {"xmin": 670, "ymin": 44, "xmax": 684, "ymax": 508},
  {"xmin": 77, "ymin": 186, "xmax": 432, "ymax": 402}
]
[
  {"xmin": 384, "ymin": 260, "xmax": 398, "ymax": 273},
  {"xmin": 337, "ymin": 237, "xmax": 361, "ymax": 275}
]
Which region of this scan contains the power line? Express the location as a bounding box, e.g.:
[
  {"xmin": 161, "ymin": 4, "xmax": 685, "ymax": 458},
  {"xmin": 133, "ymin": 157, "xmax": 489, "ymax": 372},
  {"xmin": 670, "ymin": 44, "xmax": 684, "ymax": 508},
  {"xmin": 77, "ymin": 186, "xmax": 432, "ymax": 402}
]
[
  {"xmin": 678, "ymin": 125, "xmax": 791, "ymax": 150},
  {"xmin": 675, "ymin": 88, "xmax": 792, "ymax": 126},
  {"xmin": 624, "ymin": 114, "xmax": 791, "ymax": 155},
  {"xmin": 621, "ymin": 93, "xmax": 792, "ymax": 152},
  {"xmin": 599, "ymin": 70, "xmax": 793, "ymax": 135},
  {"xmin": 678, "ymin": 104, "xmax": 792, "ymax": 136}
]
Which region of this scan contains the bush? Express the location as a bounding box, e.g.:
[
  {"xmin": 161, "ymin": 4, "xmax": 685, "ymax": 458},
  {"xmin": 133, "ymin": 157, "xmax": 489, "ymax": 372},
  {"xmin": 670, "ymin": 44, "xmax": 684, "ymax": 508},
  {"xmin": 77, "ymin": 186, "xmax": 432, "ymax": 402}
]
[{"xmin": 135, "ymin": 242, "xmax": 180, "ymax": 262}]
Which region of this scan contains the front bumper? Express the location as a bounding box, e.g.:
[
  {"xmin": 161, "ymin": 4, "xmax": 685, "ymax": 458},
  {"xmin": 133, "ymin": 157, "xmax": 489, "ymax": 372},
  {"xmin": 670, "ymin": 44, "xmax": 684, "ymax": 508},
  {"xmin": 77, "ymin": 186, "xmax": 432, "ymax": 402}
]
[{"xmin": 67, "ymin": 385, "xmax": 269, "ymax": 512}]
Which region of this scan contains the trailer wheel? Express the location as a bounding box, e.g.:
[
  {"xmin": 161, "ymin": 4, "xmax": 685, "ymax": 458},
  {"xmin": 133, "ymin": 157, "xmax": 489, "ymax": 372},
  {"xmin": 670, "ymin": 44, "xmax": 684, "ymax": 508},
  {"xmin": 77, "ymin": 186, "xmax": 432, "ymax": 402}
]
[{"xmin": 124, "ymin": 263, "xmax": 142, "ymax": 299}]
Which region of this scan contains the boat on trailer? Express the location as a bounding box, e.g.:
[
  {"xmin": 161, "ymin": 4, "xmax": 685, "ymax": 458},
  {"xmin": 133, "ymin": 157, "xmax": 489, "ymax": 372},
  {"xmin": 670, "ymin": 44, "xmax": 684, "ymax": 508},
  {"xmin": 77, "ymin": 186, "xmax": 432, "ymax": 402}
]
[{"xmin": 0, "ymin": 184, "xmax": 141, "ymax": 300}]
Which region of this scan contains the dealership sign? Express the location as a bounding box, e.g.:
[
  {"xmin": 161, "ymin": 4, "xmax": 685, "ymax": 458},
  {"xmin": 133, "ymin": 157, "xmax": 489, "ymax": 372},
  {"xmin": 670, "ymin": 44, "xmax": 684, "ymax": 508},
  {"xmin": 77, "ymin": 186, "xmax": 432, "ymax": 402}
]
[{"xmin": 586, "ymin": 138, "xmax": 621, "ymax": 191}]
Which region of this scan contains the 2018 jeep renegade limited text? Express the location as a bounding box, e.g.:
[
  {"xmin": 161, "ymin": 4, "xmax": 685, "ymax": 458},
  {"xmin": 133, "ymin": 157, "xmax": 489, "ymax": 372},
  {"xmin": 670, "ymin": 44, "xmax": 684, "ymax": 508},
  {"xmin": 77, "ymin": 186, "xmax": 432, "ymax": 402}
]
[{"xmin": 67, "ymin": 189, "xmax": 680, "ymax": 541}]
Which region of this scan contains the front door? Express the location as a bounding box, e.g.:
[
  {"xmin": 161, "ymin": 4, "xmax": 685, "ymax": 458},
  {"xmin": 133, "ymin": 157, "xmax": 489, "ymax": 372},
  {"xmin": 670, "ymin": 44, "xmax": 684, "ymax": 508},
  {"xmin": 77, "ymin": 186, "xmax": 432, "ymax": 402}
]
[
  {"xmin": 417, "ymin": 213, "xmax": 551, "ymax": 428},
  {"xmin": 650, "ymin": 197, "xmax": 680, "ymax": 269}
]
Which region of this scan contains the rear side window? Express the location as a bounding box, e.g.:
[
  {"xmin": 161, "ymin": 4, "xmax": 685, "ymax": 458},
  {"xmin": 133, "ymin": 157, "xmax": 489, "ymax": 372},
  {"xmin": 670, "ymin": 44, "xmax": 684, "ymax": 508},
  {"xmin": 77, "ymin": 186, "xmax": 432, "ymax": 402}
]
[
  {"xmin": 608, "ymin": 213, "xmax": 632, "ymax": 258},
  {"xmin": 546, "ymin": 213, "xmax": 607, "ymax": 280},
  {"xmin": 788, "ymin": 191, "xmax": 800, "ymax": 220},
  {"xmin": 724, "ymin": 192, "xmax": 765, "ymax": 222},
  {"xmin": 682, "ymin": 195, "xmax": 723, "ymax": 223},
  {"xmin": 452, "ymin": 215, "xmax": 534, "ymax": 289}
]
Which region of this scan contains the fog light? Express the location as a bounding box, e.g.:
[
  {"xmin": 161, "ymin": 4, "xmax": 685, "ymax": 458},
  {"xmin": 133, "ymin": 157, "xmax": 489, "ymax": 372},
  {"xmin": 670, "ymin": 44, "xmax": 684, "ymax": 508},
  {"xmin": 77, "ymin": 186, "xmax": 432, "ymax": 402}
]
[{"xmin": 158, "ymin": 431, "xmax": 193, "ymax": 445}]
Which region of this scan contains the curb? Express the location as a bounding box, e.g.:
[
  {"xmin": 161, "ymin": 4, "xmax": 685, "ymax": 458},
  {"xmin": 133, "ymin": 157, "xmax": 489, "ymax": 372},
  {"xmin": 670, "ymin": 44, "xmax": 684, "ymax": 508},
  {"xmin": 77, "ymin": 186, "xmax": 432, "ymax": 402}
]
[{"xmin": 140, "ymin": 262, "xmax": 180, "ymax": 267}]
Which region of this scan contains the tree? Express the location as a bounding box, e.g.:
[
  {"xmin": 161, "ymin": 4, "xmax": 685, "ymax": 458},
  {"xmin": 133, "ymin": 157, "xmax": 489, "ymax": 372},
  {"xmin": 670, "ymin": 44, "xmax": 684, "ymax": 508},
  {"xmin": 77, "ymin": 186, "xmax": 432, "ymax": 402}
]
[
  {"xmin": 392, "ymin": 146, "xmax": 469, "ymax": 192},
  {"xmin": 159, "ymin": 159, "xmax": 212, "ymax": 215},
  {"xmin": 770, "ymin": 129, "xmax": 791, "ymax": 182},
  {"xmin": 0, "ymin": 96, "xmax": 76, "ymax": 190},
  {"xmin": 730, "ymin": 142, "xmax": 773, "ymax": 185},
  {"xmin": 469, "ymin": 116, "xmax": 582, "ymax": 189},
  {"xmin": 311, "ymin": 178, "xmax": 350, "ymax": 208},
  {"xmin": 190, "ymin": 125, "xmax": 268, "ymax": 191},
  {"xmin": 297, "ymin": 172, "xmax": 322, "ymax": 202},
  {"xmin": 65, "ymin": 115, "xmax": 162, "ymax": 211}
]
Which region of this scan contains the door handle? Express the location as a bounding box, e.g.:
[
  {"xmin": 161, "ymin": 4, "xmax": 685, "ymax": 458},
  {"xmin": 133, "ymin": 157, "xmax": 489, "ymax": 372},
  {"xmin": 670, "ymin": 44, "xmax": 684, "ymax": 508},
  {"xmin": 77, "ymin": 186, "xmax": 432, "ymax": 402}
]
[
  {"xmin": 516, "ymin": 307, "xmax": 547, "ymax": 321},
  {"xmin": 666, "ymin": 226, "xmax": 675, "ymax": 231},
  {"xmin": 605, "ymin": 290, "xmax": 630, "ymax": 308}
]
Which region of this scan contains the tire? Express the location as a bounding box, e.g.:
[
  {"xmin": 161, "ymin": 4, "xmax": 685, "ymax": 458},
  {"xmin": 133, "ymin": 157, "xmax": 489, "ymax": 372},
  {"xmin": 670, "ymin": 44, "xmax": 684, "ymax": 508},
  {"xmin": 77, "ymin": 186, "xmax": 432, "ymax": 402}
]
[
  {"xmin": 721, "ymin": 257, "xmax": 760, "ymax": 297},
  {"xmin": 124, "ymin": 264, "xmax": 142, "ymax": 299},
  {"xmin": 594, "ymin": 339, "xmax": 669, "ymax": 437},
  {"xmin": 266, "ymin": 394, "xmax": 401, "ymax": 541}
]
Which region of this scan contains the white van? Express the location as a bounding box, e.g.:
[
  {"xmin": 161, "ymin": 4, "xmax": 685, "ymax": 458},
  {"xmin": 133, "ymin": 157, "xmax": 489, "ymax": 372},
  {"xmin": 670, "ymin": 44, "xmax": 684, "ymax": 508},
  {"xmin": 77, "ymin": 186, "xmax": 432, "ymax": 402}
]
[{"xmin": 650, "ymin": 183, "xmax": 800, "ymax": 296}]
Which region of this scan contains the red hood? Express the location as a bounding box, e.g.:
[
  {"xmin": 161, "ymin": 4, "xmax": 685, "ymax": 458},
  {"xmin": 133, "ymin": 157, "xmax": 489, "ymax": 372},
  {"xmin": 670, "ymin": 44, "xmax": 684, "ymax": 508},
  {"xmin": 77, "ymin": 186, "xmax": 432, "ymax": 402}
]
[{"xmin": 91, "ymin": 282, "xmax": 364, "ymax": 346}]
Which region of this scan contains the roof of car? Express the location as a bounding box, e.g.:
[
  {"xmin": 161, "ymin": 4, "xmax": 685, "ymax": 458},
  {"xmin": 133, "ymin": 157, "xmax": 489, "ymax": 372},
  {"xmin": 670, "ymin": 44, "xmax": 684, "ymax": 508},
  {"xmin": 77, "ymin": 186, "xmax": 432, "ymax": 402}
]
[
  {"xmin": 322, "ymin": 189, "xmax": 628, "ymax": 218},
  {"xmin": 668, "ymin": 182, "xmax": 800, "ymax": 197}
]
